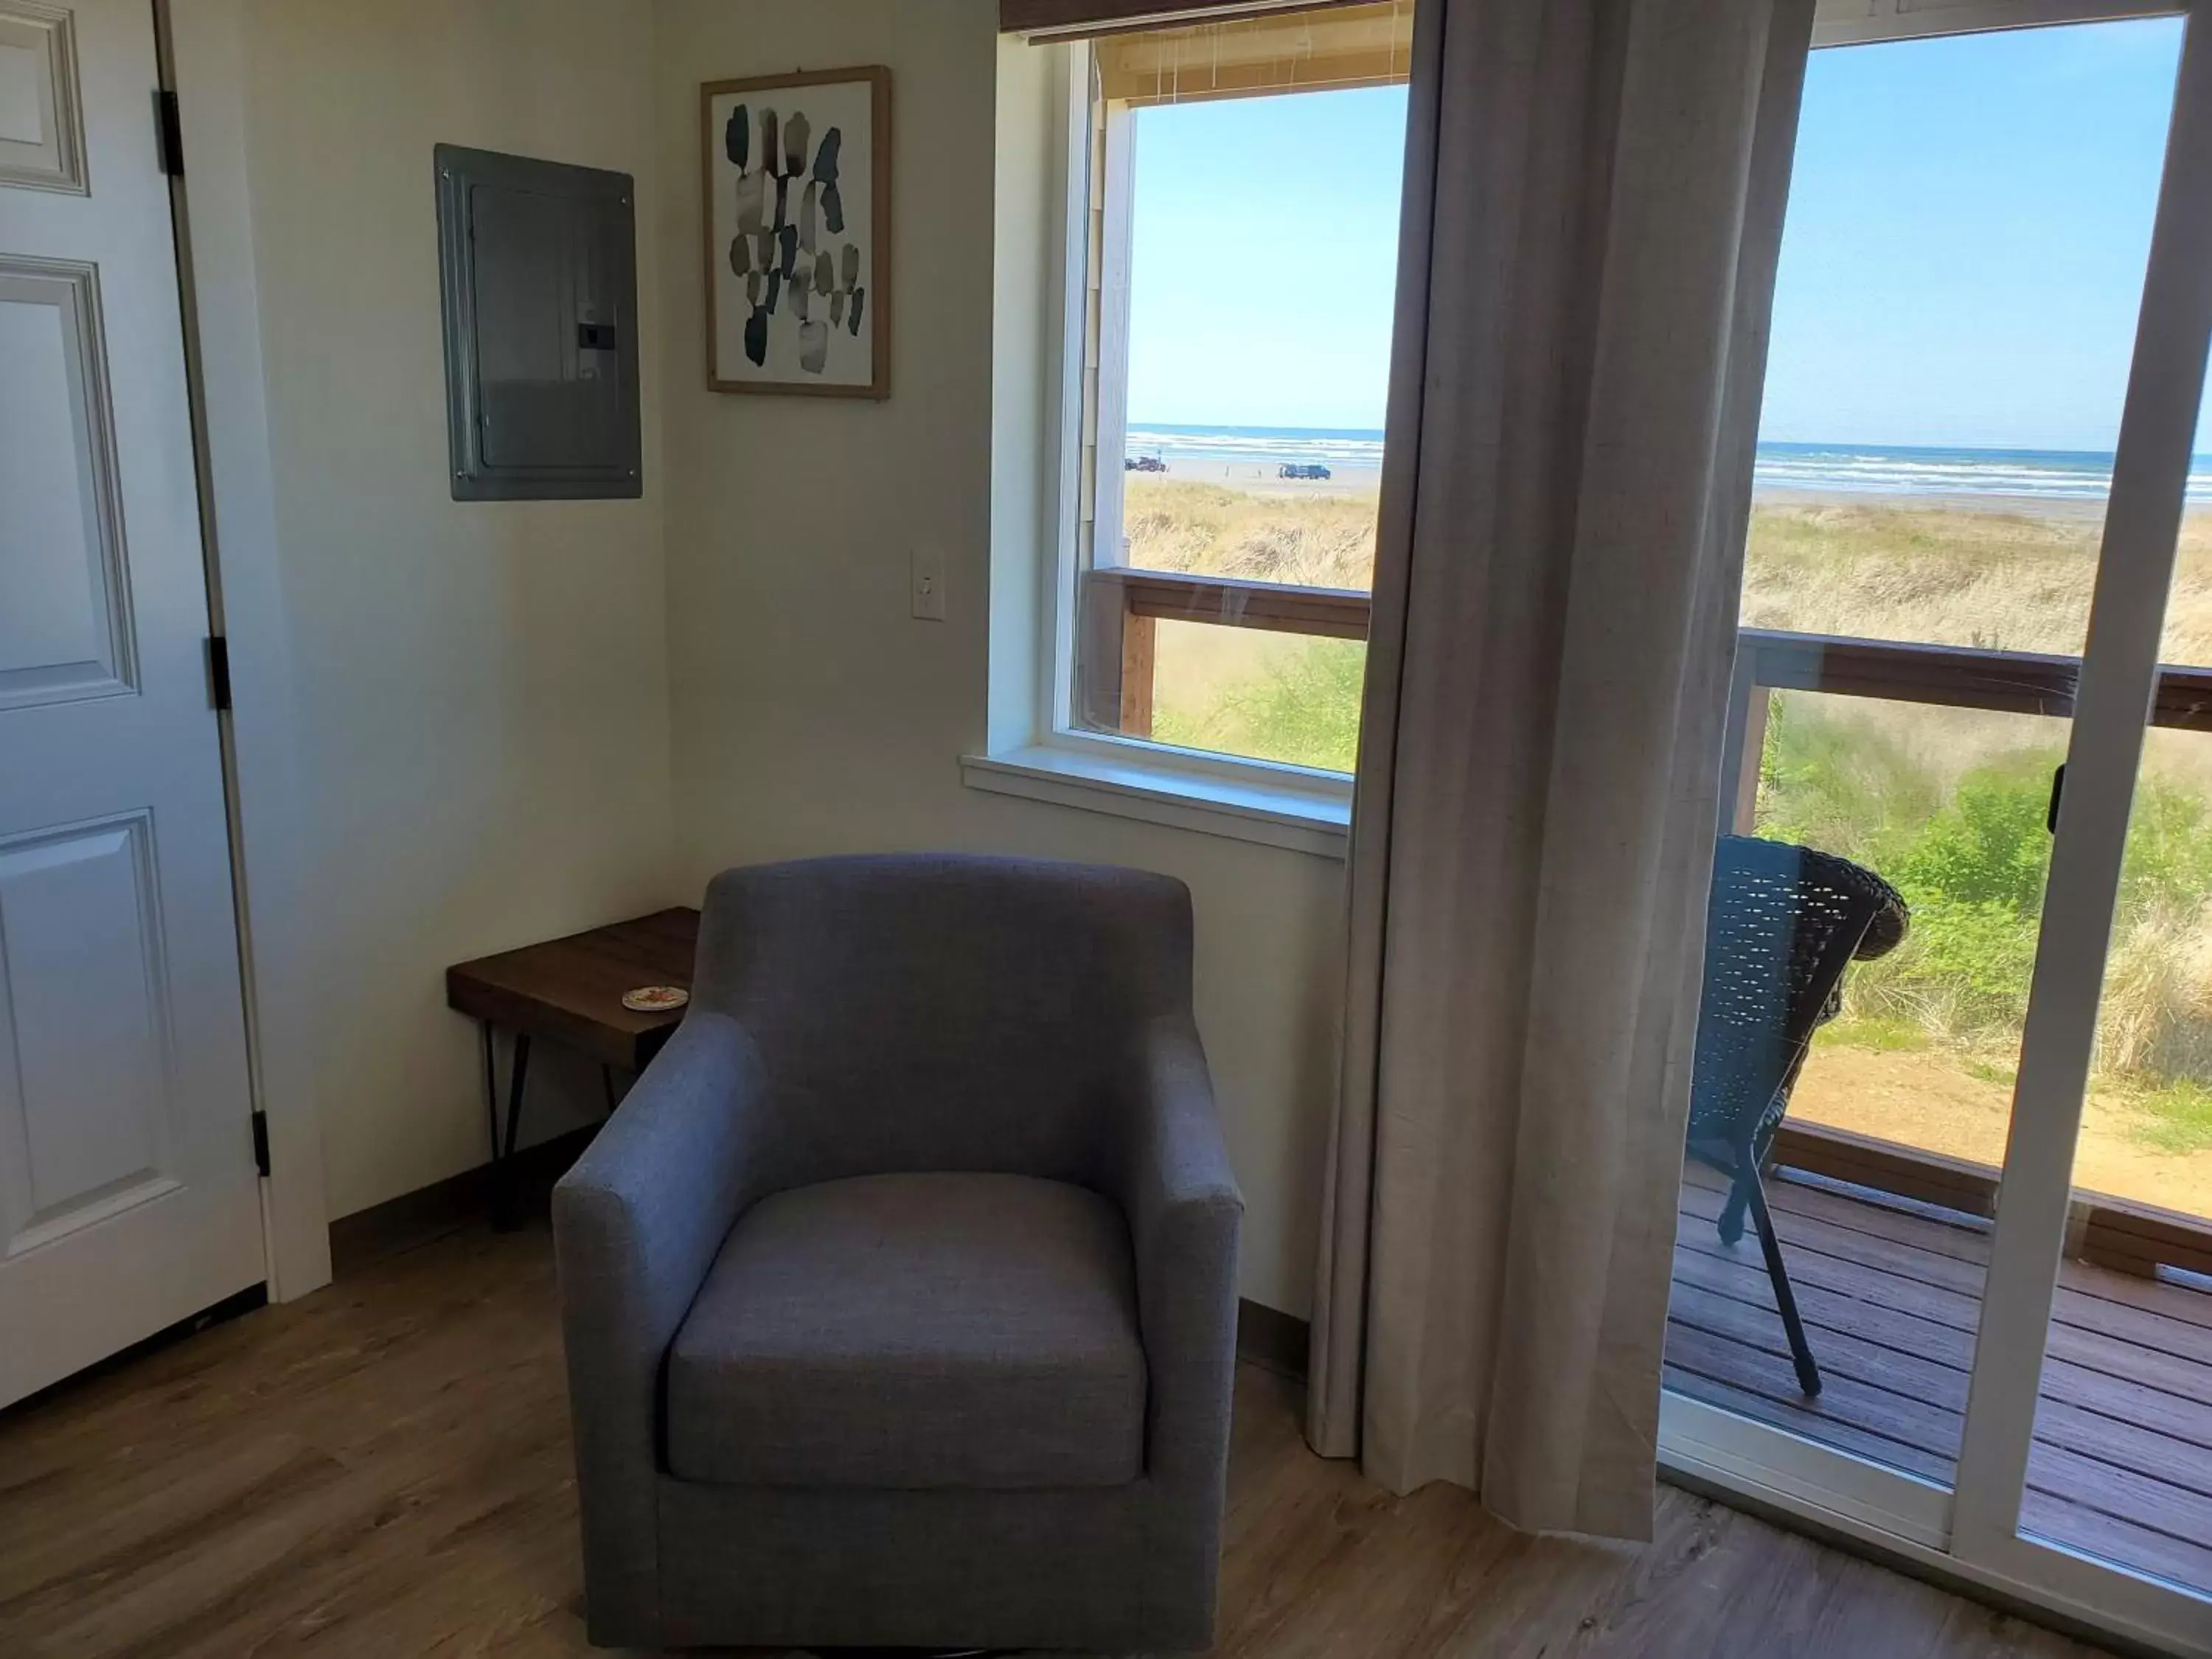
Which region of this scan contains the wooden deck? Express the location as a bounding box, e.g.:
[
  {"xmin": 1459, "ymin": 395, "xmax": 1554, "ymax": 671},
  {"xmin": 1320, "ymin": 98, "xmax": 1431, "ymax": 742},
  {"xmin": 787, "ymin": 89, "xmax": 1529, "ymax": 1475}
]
[{"xmin": 1666, "ymin": 1164, "xmax": 2212, "ymax": 1597}]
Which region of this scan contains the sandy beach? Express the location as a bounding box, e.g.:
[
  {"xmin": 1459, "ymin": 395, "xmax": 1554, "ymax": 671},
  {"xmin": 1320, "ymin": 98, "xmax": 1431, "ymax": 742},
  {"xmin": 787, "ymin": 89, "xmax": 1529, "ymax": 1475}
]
[
  {"xmin": 1140, "ymin": 468, "xmax": 2154, "ymax": 521},
  {"xmin": 1753, "ymin": 484, "xmax": 2117, "ymax": 521},
  {"xmin": 1133, "ymin": 455, "xmax": 1383, "ymax": 500}
]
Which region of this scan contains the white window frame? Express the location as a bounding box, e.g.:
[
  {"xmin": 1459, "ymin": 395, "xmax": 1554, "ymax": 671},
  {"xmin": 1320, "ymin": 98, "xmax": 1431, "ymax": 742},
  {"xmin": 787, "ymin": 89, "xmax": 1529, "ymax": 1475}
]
[{"xmin": 965, "ymin": 38, "xmax": 1361, "ymax": 858}]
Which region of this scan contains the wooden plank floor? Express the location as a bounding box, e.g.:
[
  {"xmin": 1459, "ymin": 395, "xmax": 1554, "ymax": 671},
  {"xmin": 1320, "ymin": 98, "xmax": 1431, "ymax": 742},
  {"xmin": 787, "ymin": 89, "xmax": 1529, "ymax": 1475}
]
[
  {"xmin": 1668, "ymin": 1163, "xmax": 2212, "ymax": 1599},
  {"xmin": 0, "ymin": 1218, "xmax": 2125, "ymax": 1659}
]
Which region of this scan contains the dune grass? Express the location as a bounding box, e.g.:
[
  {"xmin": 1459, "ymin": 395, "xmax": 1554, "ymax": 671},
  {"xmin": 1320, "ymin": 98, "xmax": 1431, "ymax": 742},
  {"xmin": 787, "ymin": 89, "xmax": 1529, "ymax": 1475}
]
[
  {"xmin": 1128, "ymin": 479, "xmax": 1377, "ymax": 771},
  {"xmin": 1136, "ymin": 477, "xmax": 2212, "ymax": 1162},
  {"xmin": 1745, "ymin": 499, "xmax": 2212, "ymax": 661},
  {"xmin": 1124, "ymin": 478, "xmax": 1379, "ymax": 590}
]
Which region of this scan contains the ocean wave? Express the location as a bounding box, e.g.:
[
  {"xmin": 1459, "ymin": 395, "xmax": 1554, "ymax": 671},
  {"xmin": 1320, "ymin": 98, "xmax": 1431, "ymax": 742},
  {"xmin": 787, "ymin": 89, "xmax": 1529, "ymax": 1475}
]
[
  {"xmin": 1124, "ymin": 428, "xmax": 2212, "ymax": 501},
  {"xmin": 1127, "ymin": 427, "xmax": 1385, "ymax": 468}
]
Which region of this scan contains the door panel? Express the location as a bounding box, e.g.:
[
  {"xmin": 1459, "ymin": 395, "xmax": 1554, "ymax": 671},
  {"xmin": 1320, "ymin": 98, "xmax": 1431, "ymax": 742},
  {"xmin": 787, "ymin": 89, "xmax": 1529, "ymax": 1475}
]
[
  {"xmin": 0, "ymin": 813, "xmax": 171, "ymax": 1254},
  {"xmin": 0, "ymin": 256, "xmax": 131, "ymax": 706},
  {"xmin": 0, "ymin": 1, "xmax": 84, "ymax": 194},
  {"xmin": 0, "ymin": 0, "xmax": 260, "ymax": 1407}
]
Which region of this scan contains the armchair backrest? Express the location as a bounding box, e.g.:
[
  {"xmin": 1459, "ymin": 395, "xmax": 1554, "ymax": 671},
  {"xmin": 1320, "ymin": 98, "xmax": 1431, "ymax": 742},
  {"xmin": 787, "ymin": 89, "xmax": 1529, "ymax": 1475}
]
[{"xmin": 692, "ymin": 854, "xmax": 1194, "ymax": 1188}]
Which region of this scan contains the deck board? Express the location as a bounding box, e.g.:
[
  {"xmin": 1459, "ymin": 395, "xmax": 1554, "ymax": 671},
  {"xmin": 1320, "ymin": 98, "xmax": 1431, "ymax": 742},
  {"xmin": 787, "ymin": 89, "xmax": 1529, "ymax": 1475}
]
[
  {"xmin": 1672, "ymin": 1244, "xmax": 1977, "ymax": 1366},
  {"xmin": 1668, "ymin": 1168, "xmax": 2212, "ymax": 1600},
  {"xmin": 2060, "ymin": 1259, "xmax": 2212, "ymax": 1335}
]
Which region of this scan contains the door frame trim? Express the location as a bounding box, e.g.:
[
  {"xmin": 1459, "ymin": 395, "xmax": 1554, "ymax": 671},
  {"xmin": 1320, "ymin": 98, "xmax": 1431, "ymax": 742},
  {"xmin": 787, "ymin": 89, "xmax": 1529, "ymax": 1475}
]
[
  {"xmin": 157, "ymin": 0, "xmax": 330, "ymax": 1302},
  {"xmin": 1659, "ymin": 1393, "xmax": 1954, "ymax": 1550}
]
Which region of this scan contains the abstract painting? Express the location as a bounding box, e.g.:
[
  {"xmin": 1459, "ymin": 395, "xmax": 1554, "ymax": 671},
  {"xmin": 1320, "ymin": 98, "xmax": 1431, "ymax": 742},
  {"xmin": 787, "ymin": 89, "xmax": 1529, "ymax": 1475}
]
[{"xmin": 702, "ymin": 66, "xmax": 890, "ymax": 398}]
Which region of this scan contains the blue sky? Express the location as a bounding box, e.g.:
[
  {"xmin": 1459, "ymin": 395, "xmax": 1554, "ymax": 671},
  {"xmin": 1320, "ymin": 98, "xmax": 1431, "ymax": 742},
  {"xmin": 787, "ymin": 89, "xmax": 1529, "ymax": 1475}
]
[
  {"xmin": 1128, "ymin": 16, "xmax": 2197, "ymax": 452},
  {"xmin": 1126, "ymin": 86, "xmax": 1405, "ymax": 431}
]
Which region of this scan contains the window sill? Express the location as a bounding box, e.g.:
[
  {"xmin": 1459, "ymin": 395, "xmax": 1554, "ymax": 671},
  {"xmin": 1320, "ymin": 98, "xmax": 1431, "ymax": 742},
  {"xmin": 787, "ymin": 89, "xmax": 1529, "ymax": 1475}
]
[{"xmin": 960, "ymin": 743, "xmax": 1350, "ymax": 858}]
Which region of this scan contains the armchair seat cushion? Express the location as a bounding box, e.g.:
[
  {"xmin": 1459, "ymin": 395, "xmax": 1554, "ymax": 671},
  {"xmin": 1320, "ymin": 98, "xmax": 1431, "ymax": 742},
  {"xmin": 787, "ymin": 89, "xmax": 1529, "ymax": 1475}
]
[{"xmin": 666, "ymin": 1172, "xmax": 1147, "ymax": 1490}]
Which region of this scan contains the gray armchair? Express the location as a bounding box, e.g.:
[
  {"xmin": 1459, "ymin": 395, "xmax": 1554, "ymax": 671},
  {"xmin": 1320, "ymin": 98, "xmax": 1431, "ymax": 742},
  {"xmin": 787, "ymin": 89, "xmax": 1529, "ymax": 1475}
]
[{"xmin": 552, "ymin": 854, "xmax": 1244, "ymax": 1652}]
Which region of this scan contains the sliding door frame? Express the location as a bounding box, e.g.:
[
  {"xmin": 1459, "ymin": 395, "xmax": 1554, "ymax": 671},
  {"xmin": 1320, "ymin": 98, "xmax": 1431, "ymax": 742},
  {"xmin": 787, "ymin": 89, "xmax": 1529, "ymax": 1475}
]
[
  {"xmin": 1660, "ymin": 2, "xmax": 2212, "ymax": 1652},
  {"xmin": 1950, "ymin": 0, "xmax": 2212, "ymax": 1633}
]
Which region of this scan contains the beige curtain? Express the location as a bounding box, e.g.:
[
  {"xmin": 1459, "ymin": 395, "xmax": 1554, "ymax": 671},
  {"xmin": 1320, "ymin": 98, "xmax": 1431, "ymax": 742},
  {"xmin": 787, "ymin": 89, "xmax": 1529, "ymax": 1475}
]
[{"xmin": 1307, "ymin": 0, "xmax": 1815, "ymax": 1538}]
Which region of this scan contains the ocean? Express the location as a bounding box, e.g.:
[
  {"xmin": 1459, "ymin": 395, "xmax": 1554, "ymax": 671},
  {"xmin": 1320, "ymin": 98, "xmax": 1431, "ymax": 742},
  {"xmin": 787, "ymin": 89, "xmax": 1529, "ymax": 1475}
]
[{"xmin": 1125, "ymin": 424, "xmax": 2212, "ymax": 503}]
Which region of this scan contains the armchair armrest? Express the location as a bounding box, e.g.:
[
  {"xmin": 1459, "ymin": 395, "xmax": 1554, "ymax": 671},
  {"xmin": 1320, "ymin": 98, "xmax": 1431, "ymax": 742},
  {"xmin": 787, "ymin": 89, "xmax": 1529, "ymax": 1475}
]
[
  {"xmin": 1110, "ymin": 1018, "xmax": 1244, "ymax": 1495},
  {"xmin": 552, "ymin": 1010, "xmax": 767, "ymax": 1643}
]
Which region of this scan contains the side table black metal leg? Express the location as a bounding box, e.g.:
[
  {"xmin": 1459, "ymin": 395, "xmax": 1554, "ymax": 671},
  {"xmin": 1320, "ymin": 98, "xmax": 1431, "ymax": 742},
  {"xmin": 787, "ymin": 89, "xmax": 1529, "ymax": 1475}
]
[
  {"xmin": 479, "ymin": 1022, "xmax": 500, "ymax": 1165},
  {"xmin": 494, "ymin": 1032, "xmax": 531, "ymax": 1231},
  {"xmin": 600, "ymin": 1064, "xmax": 619, "ymax": 1116}
]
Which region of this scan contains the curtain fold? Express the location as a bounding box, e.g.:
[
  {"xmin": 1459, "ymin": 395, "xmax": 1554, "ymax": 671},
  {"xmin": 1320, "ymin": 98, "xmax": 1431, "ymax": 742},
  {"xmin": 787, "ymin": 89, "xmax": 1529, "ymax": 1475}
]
[{"xmin": 1306, "ymin": 0, "xmax": 1815, "ymax": 1539}]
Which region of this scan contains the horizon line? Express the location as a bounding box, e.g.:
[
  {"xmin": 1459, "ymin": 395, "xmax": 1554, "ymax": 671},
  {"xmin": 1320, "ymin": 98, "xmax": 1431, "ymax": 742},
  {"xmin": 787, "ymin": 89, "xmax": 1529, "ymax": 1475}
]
[{"xmin": 1125, "ymin": 422, "xmax": 2202, "ymax": 459}]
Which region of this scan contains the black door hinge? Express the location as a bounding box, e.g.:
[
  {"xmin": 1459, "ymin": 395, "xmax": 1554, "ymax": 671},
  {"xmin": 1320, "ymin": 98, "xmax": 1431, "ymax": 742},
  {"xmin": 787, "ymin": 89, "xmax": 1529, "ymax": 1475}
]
[
  {"xmin": 251, "ymin": 1110, "xmax": 271, "ymax": 1178},
  {"xmin": 154, "ymin": 88, "xmax": 184, "ymax": 176},
  {"xmin": 207, "ymin": 635, "xmax": 232, "ymax": 711}
]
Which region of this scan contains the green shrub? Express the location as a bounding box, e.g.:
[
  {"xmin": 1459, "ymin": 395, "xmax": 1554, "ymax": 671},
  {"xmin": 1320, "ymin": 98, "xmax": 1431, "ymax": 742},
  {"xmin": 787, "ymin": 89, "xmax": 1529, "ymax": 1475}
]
[
  {"xmin": 1759, "ymin": 694, "xmax": 2212, "ymax": 1115},
  {"xmin": 1154, "ymin": 638, "xmax": 1366, "ymax": 773},
  {"xmin": 1892, "ymin": 760, "xmax": 2054, "ymax": 912},
  {"xmin": 1893, "ymin": 896, "xmax": 2042, "ymax": 1032},
  {"xmin": 2117, "ymin": 776, "xmax": 2212, "ymax": 914},
  {"xmin": 1756, "ymin": 695, "xmax": 1936, "ymax": 867},
  {"xmin": 1879, "ymin": 759, "xmax": 2055, "ymax": 1037}
]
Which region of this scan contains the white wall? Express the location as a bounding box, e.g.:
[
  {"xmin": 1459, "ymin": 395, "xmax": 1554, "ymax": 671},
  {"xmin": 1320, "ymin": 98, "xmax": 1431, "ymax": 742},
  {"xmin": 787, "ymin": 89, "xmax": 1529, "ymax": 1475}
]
[
  {"xmin": 230, "ymin": 0, "xmax": 677, "ymax": 1220},
  {"xmin": 653, "ymin": 0, "xmax": 1346, "ymax": 1316}
]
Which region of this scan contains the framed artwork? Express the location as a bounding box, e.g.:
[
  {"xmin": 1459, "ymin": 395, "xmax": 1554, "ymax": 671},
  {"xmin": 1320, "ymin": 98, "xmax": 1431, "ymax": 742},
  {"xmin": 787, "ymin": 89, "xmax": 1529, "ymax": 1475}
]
[{"xmin": 700, "ymin": 66, "xmax": 891, "ymax": 398}]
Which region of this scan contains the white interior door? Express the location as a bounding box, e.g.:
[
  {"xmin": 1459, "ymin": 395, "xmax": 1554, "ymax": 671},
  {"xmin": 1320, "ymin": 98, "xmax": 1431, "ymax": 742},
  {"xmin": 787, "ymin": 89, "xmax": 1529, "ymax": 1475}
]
[{"xmin": 0, "ymin": 0, "xmax": 262, "ymax": 1406}]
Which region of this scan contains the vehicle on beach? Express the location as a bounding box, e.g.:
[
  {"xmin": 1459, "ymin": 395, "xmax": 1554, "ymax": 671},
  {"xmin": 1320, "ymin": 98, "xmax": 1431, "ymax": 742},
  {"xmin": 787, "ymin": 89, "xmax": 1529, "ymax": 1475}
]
[
  {"xmin": 1277, "ymin": 462, "xmax": 1332, "ymax": 480},
  {"xmin": 1126, "ymin": 454, "xmax": 1168, "ymax": 473}
]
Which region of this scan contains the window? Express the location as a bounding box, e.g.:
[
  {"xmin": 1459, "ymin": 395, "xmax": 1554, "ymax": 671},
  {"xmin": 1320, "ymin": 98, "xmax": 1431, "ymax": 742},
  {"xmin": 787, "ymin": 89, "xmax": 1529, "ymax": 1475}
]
[{"xmin": 1054, "ymin": 5, "xmax": 1413, "ymax": 779}]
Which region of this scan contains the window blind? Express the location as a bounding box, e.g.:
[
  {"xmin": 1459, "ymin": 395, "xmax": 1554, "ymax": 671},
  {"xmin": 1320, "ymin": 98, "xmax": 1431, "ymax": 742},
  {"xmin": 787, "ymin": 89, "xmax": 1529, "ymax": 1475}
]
[
  {"xmin": 1002, "ymin": 0, "xmax": 1384, "ymax": 44},
  {"xmin": 1089, "ymin": 0, "xmax": 1413, "ymax": 105}
]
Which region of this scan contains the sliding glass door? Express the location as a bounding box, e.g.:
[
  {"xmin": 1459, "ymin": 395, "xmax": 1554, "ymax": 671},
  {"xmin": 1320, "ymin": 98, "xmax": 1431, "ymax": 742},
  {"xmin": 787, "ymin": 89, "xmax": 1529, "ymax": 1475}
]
[
  {"xmin": 1660, "ymin": 5, "xmax": 2212, "ymax": 1651},
  {"xmin": 1961, "ymin": 7, "xmax": 2212, "ymax": 1627}
]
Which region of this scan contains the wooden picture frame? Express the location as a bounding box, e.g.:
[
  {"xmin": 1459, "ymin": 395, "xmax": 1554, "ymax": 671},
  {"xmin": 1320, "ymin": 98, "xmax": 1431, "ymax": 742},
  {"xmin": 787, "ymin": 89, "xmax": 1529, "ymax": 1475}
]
[{"xmin": 700, "ymin": 66, "xmax": 891, "ymax": 399}]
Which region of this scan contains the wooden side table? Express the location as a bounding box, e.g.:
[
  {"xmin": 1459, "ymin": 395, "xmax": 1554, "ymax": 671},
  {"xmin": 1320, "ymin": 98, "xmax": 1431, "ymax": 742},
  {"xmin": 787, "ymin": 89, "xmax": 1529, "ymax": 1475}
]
[{"xmin": 445, "ymin": 907, "xmax": 699, "ymax": 1225}]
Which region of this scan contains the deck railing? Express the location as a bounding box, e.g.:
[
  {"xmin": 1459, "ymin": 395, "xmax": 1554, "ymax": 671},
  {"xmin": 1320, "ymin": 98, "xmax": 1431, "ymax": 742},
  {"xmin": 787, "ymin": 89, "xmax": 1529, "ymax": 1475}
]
[
  {"xmin": 1081, "ymin": 564, "xmax": 2212, "ymax": 740},
  {"xmin": 1079, "ymin": 562, "xmax": 2212, "ymax": 1276}
]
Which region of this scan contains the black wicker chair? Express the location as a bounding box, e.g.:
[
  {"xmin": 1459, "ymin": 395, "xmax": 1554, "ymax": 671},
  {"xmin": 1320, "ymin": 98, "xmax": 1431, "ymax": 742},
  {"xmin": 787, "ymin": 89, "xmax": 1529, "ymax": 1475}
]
[{"xmin": 1686, "ymin": 835, "xmax": 1909, "ymax": 1397}]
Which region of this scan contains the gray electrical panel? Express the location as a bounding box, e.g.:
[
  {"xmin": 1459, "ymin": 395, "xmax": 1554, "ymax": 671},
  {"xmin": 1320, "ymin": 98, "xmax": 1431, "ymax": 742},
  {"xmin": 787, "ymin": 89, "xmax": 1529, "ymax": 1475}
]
[{"xmin": 434, "ymin": 144, "xmax": 641, "ymax": 501}]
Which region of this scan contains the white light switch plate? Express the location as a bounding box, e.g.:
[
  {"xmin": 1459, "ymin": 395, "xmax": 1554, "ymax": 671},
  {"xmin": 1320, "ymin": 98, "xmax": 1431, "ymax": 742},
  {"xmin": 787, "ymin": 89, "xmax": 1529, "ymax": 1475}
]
[{"xmin": 911, "ymin": 546, "xmax": 946, "ymax": 621}]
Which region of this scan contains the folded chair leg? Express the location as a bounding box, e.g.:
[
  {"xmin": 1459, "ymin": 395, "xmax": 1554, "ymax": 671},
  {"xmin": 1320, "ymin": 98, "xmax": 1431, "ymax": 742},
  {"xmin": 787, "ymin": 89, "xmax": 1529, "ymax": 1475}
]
[{"xmin": 1741, "ymin": 1161, "xmax": 1822, "ymax": 1397}]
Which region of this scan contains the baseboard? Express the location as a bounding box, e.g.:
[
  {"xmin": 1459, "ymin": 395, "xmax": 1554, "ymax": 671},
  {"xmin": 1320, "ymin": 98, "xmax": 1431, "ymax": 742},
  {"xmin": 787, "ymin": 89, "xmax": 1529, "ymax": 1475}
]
[
  {"xmin": 327, "ymin": 1124, "xmax": 599, "ymax": 1277},
  {"xmin": 1237, "ymin": 1298, "xmax": 1310, "ymax": 1379}
]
